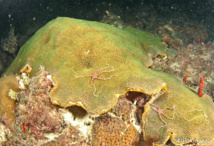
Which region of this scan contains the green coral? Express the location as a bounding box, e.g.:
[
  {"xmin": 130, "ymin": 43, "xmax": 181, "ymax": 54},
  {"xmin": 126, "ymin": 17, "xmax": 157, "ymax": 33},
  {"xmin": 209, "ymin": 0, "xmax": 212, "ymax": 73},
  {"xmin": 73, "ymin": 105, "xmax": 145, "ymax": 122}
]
[
  {"xmin": 142, "ymin": 72, "xmax": 214, "ymax": 145},
  {"xmin": 3, "ymin": 17, "xmax": 171, "ymax": 115}
]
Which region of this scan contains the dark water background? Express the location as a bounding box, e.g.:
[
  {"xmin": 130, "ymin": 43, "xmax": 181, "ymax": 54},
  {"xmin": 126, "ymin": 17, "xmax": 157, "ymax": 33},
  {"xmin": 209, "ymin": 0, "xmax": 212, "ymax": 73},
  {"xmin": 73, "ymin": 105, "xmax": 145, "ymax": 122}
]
[
  {"xmin": 0, "ymin": 0, "xmax": 213, "ymax": 38},
  {"xmin": 0, "ymin": 0, "xmax": 214, "ymax": 75}
]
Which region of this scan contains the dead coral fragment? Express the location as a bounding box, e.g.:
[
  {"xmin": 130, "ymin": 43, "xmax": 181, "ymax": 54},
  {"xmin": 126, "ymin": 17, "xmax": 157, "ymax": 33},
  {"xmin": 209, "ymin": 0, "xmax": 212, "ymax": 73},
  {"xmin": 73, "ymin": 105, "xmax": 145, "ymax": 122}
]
[
  {"xmin": 53, "ymin": 125, "xmax": 87, "ymax": 145},
  {"xmin": 16, "ymin": 72, "xmax": 30, "ymax": 90}
]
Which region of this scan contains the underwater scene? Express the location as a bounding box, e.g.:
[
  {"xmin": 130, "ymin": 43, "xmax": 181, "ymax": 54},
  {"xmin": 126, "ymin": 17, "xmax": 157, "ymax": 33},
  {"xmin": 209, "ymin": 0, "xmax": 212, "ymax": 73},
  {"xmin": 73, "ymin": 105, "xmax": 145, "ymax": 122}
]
[{"xmin": 0, "ymin": 0, "xmax": 214, "ymax": 145}]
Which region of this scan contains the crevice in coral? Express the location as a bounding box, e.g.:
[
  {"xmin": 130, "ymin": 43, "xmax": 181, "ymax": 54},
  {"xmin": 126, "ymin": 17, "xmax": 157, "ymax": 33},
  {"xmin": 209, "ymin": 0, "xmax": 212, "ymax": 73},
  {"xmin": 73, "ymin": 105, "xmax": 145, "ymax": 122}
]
[{"xmin": 123, "ymin": 91, "xmax": 152, "ymax": 124}]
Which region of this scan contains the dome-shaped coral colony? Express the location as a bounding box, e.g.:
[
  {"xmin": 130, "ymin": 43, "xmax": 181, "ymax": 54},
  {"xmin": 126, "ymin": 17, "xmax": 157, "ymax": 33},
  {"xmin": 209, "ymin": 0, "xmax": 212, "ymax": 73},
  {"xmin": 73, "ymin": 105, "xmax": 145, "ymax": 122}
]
[{"xmin": 1, "ymin": 17, "xmax": 214, "ymax": 145}]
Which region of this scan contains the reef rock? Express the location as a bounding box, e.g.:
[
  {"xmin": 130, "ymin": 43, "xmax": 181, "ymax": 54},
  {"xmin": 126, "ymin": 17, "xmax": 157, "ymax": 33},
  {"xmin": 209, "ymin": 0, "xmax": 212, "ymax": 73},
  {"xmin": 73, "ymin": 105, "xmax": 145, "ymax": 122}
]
[{"xmin": 1, "ymin": 17, "xmax": 214, "ymax": 145}]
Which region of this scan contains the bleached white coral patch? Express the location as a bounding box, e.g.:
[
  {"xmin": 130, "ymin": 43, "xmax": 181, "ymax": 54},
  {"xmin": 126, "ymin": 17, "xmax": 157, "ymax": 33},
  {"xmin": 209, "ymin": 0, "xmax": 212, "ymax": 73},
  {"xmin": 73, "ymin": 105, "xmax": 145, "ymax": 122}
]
[
  {"xmin": 0, "ymin": 123, "xmax": 9, "ymax": 143},
  {"xmin": 61, "ymin": 109, "xmax": 94, "ymax": 138},
  {"xmin": 16, "ymin": 73, "xmax": 30, "ymax": 89}
]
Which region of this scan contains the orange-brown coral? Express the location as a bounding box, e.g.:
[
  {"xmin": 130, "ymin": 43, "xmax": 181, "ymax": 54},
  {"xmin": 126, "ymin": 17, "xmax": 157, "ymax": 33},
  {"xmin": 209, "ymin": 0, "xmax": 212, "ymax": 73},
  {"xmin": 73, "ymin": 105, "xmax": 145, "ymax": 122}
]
[
  {"xmin": 92, "ymin": 114, "xmax": 140, "ymax": 145},
  {"xmin": 0, "ymin": 75, "xmax": 20, "ymax": 127}
]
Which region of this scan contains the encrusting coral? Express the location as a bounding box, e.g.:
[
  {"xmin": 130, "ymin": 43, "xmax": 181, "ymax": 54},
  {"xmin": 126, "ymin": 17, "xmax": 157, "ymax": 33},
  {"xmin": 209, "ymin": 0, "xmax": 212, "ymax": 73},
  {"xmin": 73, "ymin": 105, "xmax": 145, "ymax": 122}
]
[
  {"xmin": 1, "ymin": 17, "xmax": 214, "ymax": 145},
  {"xmin": 0, "ymin": 75, "xmax": 20, "ymax": 127}
]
